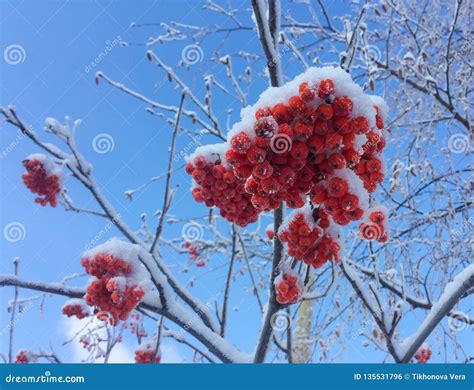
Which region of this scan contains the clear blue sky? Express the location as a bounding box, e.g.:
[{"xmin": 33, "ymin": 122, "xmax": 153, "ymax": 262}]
[{"xmin": 1, "ymin": 0, "xmax": 467, "ymax": 363}]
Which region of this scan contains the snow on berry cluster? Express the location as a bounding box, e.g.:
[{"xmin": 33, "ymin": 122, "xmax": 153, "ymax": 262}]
[
  {"xmin": 15, "ymin": 350, "xmax": 36, "ymax": 364},
  {"xmin": 186, "ymin": 67, "xmax": 388, "ymax": 231},
  {"xmin": 135, "ymin": 341, "xmax": 161, "ymax": 364},
  {"xmin": 22, "ymin": 153, "xmax": 63, "ymax": 207},
  {"xmin": 62, "ymin": 298, "xmax": 90, "ymax": 320},
  {"xmin": 81, "ymin": 238, "xmax": 150, "ymax": 324},
  {"xmin": 359, "ymin": 205, "xmax": 389, "ymax": 243},
  {"xmin": 278, "ymin": 205, "xmax": 342, "ymax": 268},
  {"xmin": 275, "ymin": 268, "xmax": 303, "ymax": 304},
  {"xmin": 414, "ymin": 343, "xmax": 432, "ymax": 364}
]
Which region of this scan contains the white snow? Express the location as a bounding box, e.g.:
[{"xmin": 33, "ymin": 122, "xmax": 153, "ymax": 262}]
[
  {"xmin": 82, "ymin": 237, "xmax": 151, "ymax": 292},
  {"xmin": 62, "ymin": 298, "xmax": 90, "ymax": 314},
  {"xmin": 25, "ymin": 153, "xmax": 64, "ymax": 184},
  {"xmin": 333, "ymin": 168, "xmax": 369, "ymax": 212},
  {"xmin": 227, "ymin": 66, "xmax": 384, "ymax": 141},
  {"xmin": 186, "ymin": 143, "xmax": 228, "ymax": 166}
]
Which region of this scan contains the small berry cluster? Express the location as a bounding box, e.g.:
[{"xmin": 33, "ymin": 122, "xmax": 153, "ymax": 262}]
[
  {"xmin": 22, "ymin": 157, "xmax": 62, "ymax": 207},
  {"xmin": 265, "ymin": 225, "xmax": 275, "ymax": 240},
  {"xmin": 278, "ymin": 210, "xmax": 340, "ymax": 268},
  {"xmin": 186, "ymin": 155, "xmax": 259, "ymax": 227},
  {"xmin": 81, "ymin": 253, "xmax": 145, "ymax": 323},
  {"xmin": 15, "ymin": 350, "xmax": 35, "ymax": 364},
  {"xmin": 414, "ymin": 344, "xmax": 432, "ymax": 364},
  {"xmin": 135, "ymin": 344, "xmax": 161, "ymax": 364},
  {"xmin": 310, "ymin": 174, "xmax": 365, "ymax": 226},
  {"xmin": 79, "ymin": 332, "xmax": 103, "ymax": 352},
  {"xmin": 359, "ymin": 207, "xmax": 388, "ymax": 243},
  {"xmin": 129, "ymin": 313, "xmax": 148, "ymax": 338},
  {"xmin": 275, "ymin": 272, "xmax": 303, "ymax": 304},
  {"xmin": 181, "ymin": 241, "xmax": 207, "ymax": 267},
  {"xmin": 62, "ymin": 301, "xmax": 90, "ymax": 320}
]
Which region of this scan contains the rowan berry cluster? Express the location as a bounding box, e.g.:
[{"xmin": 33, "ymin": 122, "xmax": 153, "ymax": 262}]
[
  {"xmin": 265, "ymin": 225, "xmax": 275, "ymax": 240},
  {"xmin": 79, "ymin": 333, "xmax": 102, "ymax": 351},
  {"xmin": 186, "ymin": 154, "xmax": 259, "ymax": 227},
  {"xmin": 275, "ymin": 272, "xmax": 303, "ymax": 304},
  {"xmin": 15, "ymin": 350, "xmax": 35, "ymax": 364},
  {"xmin": 181, "ymin": 241, "xmax": 207, "ymax": 266},
  {"xmin": 359, "ymin": 207, "xmax": 388, "ymax": 243},
  {"xmin": 135, "ymin": 344, "xmax": 161, "ymax": 364},
  {"xmin": 187, "ymin": 69, "xmax": 387, "ymax": 235},
  {"xmin": 187, "ymin": 68, "xmax": 388, "ymax": 273},
  {"xmin": 278, "ymin": 209, "xmax": 341, "ymax": 268},
  {"xmin": 129, "ymin": 313, "xmax": 148, "ymax": 338},
  {"xmin": 22, "ymin": 155, "xmax": 62, "ymax": 207},
  {"xmin": 81, "ymin": 252, "xmax": 145, "ymax": 323},
  {"xmin": 310, "ymin": 173, "xmax": 366, "ymax": 226},
  {"xmin": 62, "ymin": 300, "xmax": 90, "ymax": 320},
  {"xmin": 415, "ymin": 344, "xmax": 432, "ymax": 364}
]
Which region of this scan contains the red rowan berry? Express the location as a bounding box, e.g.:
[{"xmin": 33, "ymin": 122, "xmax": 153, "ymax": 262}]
[
  {"xmin": 318, "ymin": 79, "xmax": 334, "ymax": 99},
  {"xmin": 230, "ymin": 132, "xmax": 252, "ymax": 153},
  {"xmin": 328, "ymin": 152, "xmax": 346, "ymax": 169},
  {"xmin": 288, "ymin": 95, "xmax": 306, "ymax": 114},
  {"xmin": 328, "ymin": 177, "xmax": 348, "ymax": 198},
  {"xmin": 255, "ymin": 107, "xmax": 272, "ymax": 119},
  {"xmin": 299, "ymin": 82, "xmax": 315, "ymax": 102},
  {"xmin": 272, "ymin": 103, "xmax": 293, "ymax": 124},
  {"xmin": 333, "ymin": 96, "xmax": 353, "ymax": 116},
  {"xmin": 316, "ymin": 103, "xmax": 334, "ymax": 120},
  {"xmin": 313, "ymin": 119, "xmax": 329, "ymax": 135},
  {"xmin": 293, "ymin": 120, "xmax": 313, "ymax": 138}
]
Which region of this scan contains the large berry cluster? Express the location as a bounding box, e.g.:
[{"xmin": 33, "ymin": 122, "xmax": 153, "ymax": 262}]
[
  {"xmin": 135, "ymin": 343, "xmax": 161, "ymax": 364},
  {"xmin": 278, "ymin": 208, "xmax": 341, "ymax": 268},
  {"xmin": 22, "ymin": 154, "xmax": 63, "ymax": 207},
  {"xmin": 414, "ymin": 344, "xmax": 432, "ymax": 364},
  {"xmin": 275, "ymin": 272, "xmax": 303, "ymax": 304},
  {"xmin": 81, "ymin": 239, "xmax": 149, "ymax": 324},
  {"xmin": 62, "ymin": 299, "xmax": 90, "ymax": 320},
  {"xmin": 186, "ymin": 67, "xmax": 387, "ymax": 233},
  {"xmin": 82, "ymin": 253, "xmax": 144, "ymax": 323}
]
